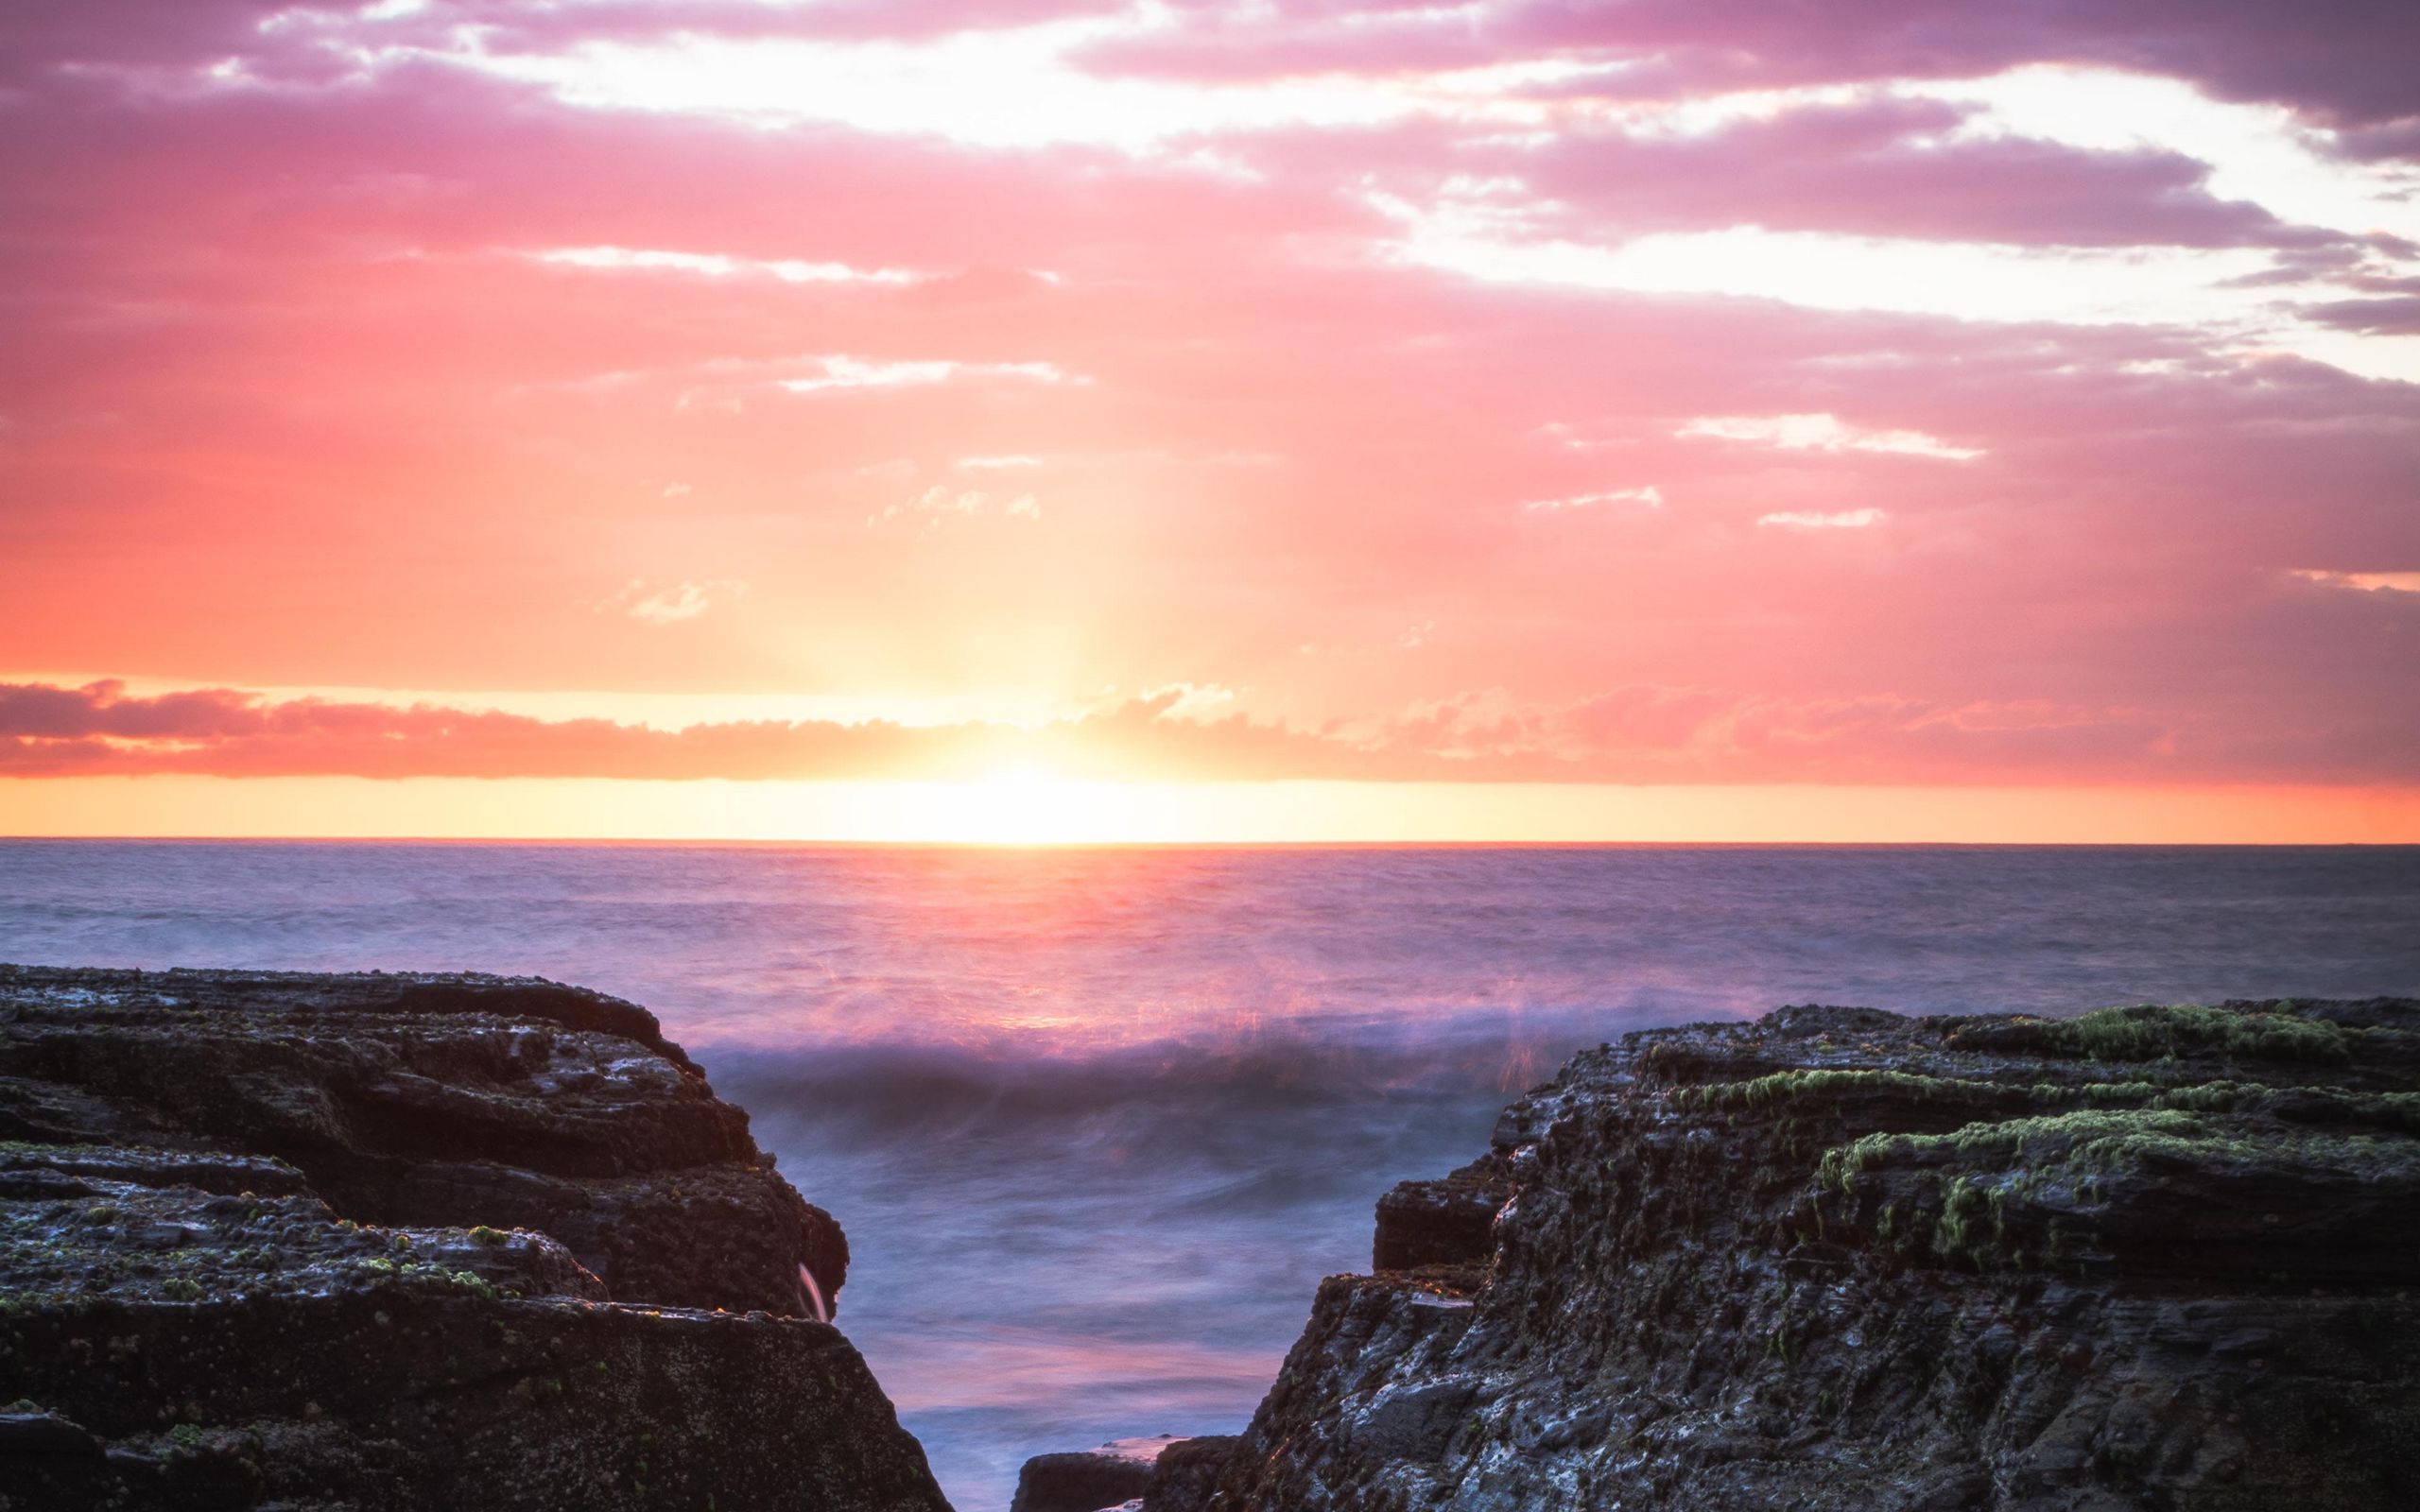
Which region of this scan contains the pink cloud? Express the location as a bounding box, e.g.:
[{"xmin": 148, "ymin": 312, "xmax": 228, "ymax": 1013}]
[
  {"xmin": 2302, "ymin": 296, "xmax": 2420, "ymax": 335},
  {"xmin": 1515, "ymin": 102, "xmax": 2324, "ymax": 250},
  {"xmin": 1074, "ymin": 0, "xmax": 2420, "ymax": 132},
  {"xmin": 9, "ymin": 677, "xmax": 2418, "ymax": 786},
  {"xmin": 0, "ymin": 1, "xmax": 2414, "ymax": 803}
]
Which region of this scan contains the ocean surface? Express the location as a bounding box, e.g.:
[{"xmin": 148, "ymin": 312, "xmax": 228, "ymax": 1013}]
[{"xmin": 4, "ymin": 839, "xmax": 2417, "ymax": 1508}]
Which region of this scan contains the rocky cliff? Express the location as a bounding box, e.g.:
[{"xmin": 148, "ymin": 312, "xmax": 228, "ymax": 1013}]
[
  {"xmin": 0, "ymin": 965, "xmax": 948, "ymax": 1511},
  {"xmin": 1151, "ymin": 999, "xmax": 2420, "ymax": 1512}
]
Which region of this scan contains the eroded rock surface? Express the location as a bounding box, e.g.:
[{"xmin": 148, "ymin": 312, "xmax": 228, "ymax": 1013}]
[
  {"xmin": 0, "ymin": 965, "xmax": 948, "ymax": 1511},
  {"xmin": 1010, "ymin": 1436, "xmax": 1170, "ymax": 1512},
  {"xmin": 1013, "ymin": 1436, "xmax": 1235, "ymax": 1512},
  {"xmin": 1157, "ymin": 999, "xmax": 2420, "ymax": 1512}
]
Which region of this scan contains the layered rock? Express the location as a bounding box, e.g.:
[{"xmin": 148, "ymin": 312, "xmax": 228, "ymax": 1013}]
[
  {"xmin": 1011, "ymin": 1436, "xmax": 1180, "ymax": 1512},
  {"xmin": 0, "ymin": 965, "xmax": 947, "ymax": 1511},
  {"xmin": 1157, "ymin": 999, "xmax": 2420, "ymax": 1511},
  {"xmin": 1012, "ymin": 1436, "xmax": 1237, "ymax": 1512}
]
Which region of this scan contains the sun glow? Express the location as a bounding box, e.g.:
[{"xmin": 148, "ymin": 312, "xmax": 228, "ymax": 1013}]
[
  {"xmin": 12, "ymin": 9, "xmax": 2420, "ymax": 848},
  {"xmin": 939, "ymin": 766, "xmax": 1137, "ymax": 846},
  {"xmin": 8, "ymin": 778, "xmax": 2419, "ymax": 845}
]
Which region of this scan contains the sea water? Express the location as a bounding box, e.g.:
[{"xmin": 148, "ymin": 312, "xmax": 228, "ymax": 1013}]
[{"xmin": 4, "ymin": 840, "xmax": 2416, "ymax": 1508}]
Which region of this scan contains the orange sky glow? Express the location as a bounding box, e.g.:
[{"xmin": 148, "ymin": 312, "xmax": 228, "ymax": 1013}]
[
  {"xmin": 9, "ymin": 776, "xmax": 2419, "ymax": 845},
  {"xmin": 3, "ymin": 3, "xmax": 2417, "ymax": 842}
]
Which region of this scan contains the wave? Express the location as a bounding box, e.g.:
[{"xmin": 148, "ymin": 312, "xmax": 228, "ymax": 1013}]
[{"xmin": 701, "ymin": 1004, "xmax": 1640, "ymax": 1140}]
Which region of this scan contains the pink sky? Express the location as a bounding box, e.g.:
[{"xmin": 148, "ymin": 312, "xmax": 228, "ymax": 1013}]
[{"xmin": 3, "ymin": 0, "xmax": 2417, "ymax": 838}]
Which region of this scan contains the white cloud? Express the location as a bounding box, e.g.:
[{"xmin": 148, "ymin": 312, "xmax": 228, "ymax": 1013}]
[
  {"xmin": 414, "ymin": 17, "xmax": 1589, "ymax": 152},
  {"xmin": 1678, "ymin": 413, "xmax": 1982, "ymax": 460},
  {"xmin": 533, "ymin": 246, "xmax": 920, "ymax": 284},
  {"xmin": 535, "ymin": 352, "xmax": 1084, "ymax": 404},
  {"xmin": 601, "ymin": 578, "xmax": 747, "ymax": 624},
  {"xmin": 1522, "ymin": 484, "xmax": 1664, "ymax": 512},
  {"xmin": 2290, "ymin": 569, "xmax": 2420, "ymax": 593},
  {"xmin": 1914, "ymin": 66, "xmax": 2420, "ymax": 249},
  {"xmin": 958, "ymin": 454, "xmax": 1046, "ymax": 469},
  {"xmin": 662, "ymin": 481, "xmax": 691, "ymax": 498},
  {"xmin": 1757, "ymin": 508, "xmax": 1886, "ymax": 529},
  {"xmin": 872, "ymin": 485, "xmax": 1044, "ymax": 526},
  {"xmin": 1374, "ymin": 193, "xmax": 2420, "ymax": 385},
  {"xmin": 219, "ymin": 26, "xmax": 2420, "ymax": 387},
  {"xmin": 1144, "ymin": 682, "xmax": 1243, "ymax": 721},
  {"xmin": 779, "ymin": 356, "xmax": 1084, "ymax": 393},
  {"xmin": 1374, "ymin": 189, "xmax": 2269, "ymax": 315}
]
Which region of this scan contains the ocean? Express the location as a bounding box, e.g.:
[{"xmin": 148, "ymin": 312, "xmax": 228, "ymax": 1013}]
[{"xmin": 4, "ymin": 839, "xmax": 2416, "ymax": 1508}]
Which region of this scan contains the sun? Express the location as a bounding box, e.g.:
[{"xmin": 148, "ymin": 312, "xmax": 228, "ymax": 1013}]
[{"xmin": 934, "ymin": 765, "xmax": 1125, "ymax": 846}]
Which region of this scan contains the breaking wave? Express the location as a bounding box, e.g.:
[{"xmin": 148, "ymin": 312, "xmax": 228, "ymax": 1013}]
[{"xmin": 5, "ymin": 838, "xmax": 2417, "ymax": 1505}]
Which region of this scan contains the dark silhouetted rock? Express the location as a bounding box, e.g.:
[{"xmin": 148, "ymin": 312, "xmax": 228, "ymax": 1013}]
[
  {"xmin": 1145, "ymin": 1436, "xmax": 1236, "ymax": 1509},
  {"xmin": 1373, "ymin": 1159, "xmax": 1511, "ymax": 1272},
  {"xmin": 0, "ymin": 965, "xmax": 948, "ymax": 1512},
  {"xmin": 1150, "ymin": 999, "xmax": 2420, "ymax": 1511},
  {"xmin": 1011, "ymin": 1435, "xmax": 1199, "ymax": 1512}
]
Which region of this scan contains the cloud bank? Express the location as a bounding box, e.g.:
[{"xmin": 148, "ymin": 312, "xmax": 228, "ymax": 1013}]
[
  {"xmin": 1, "ymin": 0, "xmax": 2414, "ymax": 801},
  {"xmin": 9, "ymin": 677, "xmax": 2414, "ymax": 787}
]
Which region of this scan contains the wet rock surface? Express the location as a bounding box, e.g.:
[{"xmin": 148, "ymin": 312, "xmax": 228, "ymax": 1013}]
[
  {"xmin": 1150, "ymin": 999, "xmax": 2420, "ymax": 1511},
  {"xmin": 1012, "ymin": 1436, "xmax": 1226, "ymax": 1512},
  {"xmin": 0, "ymin": 965, "xmax": 948, "ymax": 1511},
  {"xmin": 1009, "ymin": 1437, "xmax": 1165, "ymax": 1512}
]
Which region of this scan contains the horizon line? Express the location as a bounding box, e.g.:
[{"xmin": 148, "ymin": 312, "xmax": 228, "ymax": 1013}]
[{"xmin": 4, "ymin": 834, "xmax": 2411, "ymax": 850}]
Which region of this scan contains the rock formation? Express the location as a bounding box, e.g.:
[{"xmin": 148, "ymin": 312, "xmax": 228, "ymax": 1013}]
[
  {"xmin": 1010, "ymin": 1435, "xmax": 1183, "ymax": 1512},
  {"xmin": 0, "ymin": 965, "xmax": 948, "ymax": 1511},
  {"xmin": 1147, "ymin": 1000, "xmax": 2420, "ymax": 1511}
]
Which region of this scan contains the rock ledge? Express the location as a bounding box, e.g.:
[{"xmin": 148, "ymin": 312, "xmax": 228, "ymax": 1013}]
[
  {"xmin": 1149, "ymin": 999, "xmax": 2420, "ymax": 1511},
  {"xmin": 0, "ymin": 964, "xmax": 948, "ymax": 1511}
]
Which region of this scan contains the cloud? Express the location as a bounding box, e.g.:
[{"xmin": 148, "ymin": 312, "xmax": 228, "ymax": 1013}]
[
  {"xmin": 2298, "ymin": 297, "xmax": 2420, "ymax": 335},
  {"xmin": 1678, "ymin": 414, "xmax": 1983, "ymax": 460},
  {"xmin": 2290, "ymin": 569, "xmax": 2420, "ymax": 593},
  {"xmin": 1380, "ymin": 215, "xmax": 2312, "ymax": 347},
  {"xmin": 1522, "ymin": 485, "xmax": 1664, "ymax": 512},
  {"xmin": 1448, "ymin": 94, "xmax": 2327, "ymax": 253},
  {"xmin": 871, "ymin": 485, "xmax": 1043, "ymax": 526},
  {"xmin": 601, "ymin": 579, "xmax": 746, "ymax": 624},
  {"xmin": 533, "ymin": 245, "xmax": 922, "ymax": 284},
  {"xmin": 1757, "ymin": 508, "xmax": 1887, "ymax": 528},
  {"xmin": 1139, "ymin": 681, "xmax": 1241, "ymax": 721},
  {"xmin": 776, "ymin": 356, "xmax": 1084, "ymax": 393},
  {"xmin": 1072, "ymin": 0, "xmax": 2420, "ymax": 131},
  {"xmin": 0, "ymin": 0, "xmax": 2415, "ymax": 807},
  {"xmin": 10, "ymin": 675, "xmax": 2411, "ymax": 785}
]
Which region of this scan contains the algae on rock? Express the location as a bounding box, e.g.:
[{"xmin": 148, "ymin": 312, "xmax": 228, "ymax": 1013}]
[
  {"xmin": 0, "ymin": 965, "xmax": 949, "ymax": 1512},
  {"xmin": 1150, "ymin": 998, "xmax": 2420, "ymax": 1512}
]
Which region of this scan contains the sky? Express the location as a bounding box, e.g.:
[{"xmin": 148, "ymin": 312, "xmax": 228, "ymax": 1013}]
[{"xmin": 3, "ymin": 0, "xmax": 2417, "ymax": 841}]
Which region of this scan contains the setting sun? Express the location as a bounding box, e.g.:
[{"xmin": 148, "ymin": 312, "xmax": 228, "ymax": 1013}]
[{"xmin": 936, "ymin": 767, "xmax": 1124, "ymax": 846}]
